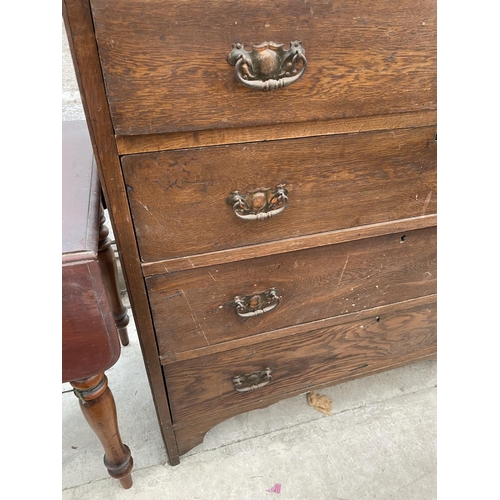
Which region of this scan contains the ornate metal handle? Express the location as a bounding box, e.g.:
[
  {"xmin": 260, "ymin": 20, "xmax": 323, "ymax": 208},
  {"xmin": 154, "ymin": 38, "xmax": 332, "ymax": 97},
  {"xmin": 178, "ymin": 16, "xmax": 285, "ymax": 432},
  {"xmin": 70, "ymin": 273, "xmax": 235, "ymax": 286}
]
[
  {"xmin": 228, "ymin": 41, "xmax": 306, "ymax": 91},
  {"xmin": 232, "ymin": 288, "xmax": 280, "ymax": 318},
  {"xmin": 232, "ymin": 368, "xmax": 272, "ymax": 392},
  {"xmin": 228, "ymin": 184, "xmax": 288, "ymax": 221}
]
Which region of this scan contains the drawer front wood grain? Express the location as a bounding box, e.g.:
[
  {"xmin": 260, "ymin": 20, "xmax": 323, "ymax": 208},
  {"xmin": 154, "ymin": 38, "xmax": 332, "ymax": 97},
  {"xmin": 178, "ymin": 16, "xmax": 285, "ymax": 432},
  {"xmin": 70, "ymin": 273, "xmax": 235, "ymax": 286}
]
[
  {"xmin": 89, "ymin": 0, "xmax": 436, "ymax": 136},
  {"xmin": 163, "ymin": 298, "xmax": 436, "ymax": 424},
  {"xmin": 123, "ymin": 127, "xmax": 436, "ymax": 262},
  {"xmin": 147, "ymin": 227, "xmax": 436, "ymax": 356}
]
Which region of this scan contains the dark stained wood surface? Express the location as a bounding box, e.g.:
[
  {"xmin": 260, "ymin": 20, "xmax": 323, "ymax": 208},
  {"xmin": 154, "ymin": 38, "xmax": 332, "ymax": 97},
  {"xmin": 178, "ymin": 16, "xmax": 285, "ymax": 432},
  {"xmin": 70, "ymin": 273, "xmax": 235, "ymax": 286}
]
[
  {"xmin": 63, "ymin": 0, "xmax": 180, "ymax": 465},
  {"xmin": 123, "ymin": 126, "xmax": 436, "ymax": 262},
  {"xmin": 163, "ymin": 297, "xmax": 437, "ymax": 430},
  {"xmin": 62, "ymin": 121, "xmax": 134, "ymax": 483},
  {"xmin": 98, "ymin": 205, "xmax": 131, "ymax": 346},
  {"xmin": 148, "ymin": 227, "xmax": 436, "ymax": 356},
  {"xmin": 62, "ymin": 261, "xmax": 121, "ymax": 382},
  {"xmin": 62, "ymin": 120, "xmax": 99, "ymax": 258},
  {"xmin": 62, "ymin": 120, "xmax": 121, "ymax": 382},
  {"xmin": 89, "ymin": 0, "xmax": 436, "ymax": 135},
  {"xmin": 71, "ymin": 374, "xmax": 134, "ymax": 488}
]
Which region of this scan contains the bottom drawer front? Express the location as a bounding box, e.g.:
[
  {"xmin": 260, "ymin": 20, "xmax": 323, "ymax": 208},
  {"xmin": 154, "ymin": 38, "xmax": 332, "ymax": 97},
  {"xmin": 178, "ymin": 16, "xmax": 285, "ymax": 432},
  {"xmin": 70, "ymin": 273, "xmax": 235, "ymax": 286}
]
[{"xmin": 164, "ymin": 299, "xmax": 436, "ymax": 424}]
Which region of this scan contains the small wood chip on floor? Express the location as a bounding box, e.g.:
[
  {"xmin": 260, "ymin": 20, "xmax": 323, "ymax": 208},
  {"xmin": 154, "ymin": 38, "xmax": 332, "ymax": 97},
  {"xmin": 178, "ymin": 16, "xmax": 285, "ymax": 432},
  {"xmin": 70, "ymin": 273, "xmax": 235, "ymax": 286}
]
[{"xmin": 307, "ymin": 391, "xmax": 332, "ymax": 415}]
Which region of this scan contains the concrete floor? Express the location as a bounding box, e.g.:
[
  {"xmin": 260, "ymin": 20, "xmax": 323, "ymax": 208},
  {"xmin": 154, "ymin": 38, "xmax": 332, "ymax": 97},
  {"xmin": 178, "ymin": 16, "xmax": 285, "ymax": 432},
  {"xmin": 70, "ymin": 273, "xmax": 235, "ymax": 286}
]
[
  {"xmin": 62, "ymin": 23, "xmax": 437, "ymax": 500},
  {"xmin": 62, "ymin": 290, "xmax": 437, "ymax": 500}
]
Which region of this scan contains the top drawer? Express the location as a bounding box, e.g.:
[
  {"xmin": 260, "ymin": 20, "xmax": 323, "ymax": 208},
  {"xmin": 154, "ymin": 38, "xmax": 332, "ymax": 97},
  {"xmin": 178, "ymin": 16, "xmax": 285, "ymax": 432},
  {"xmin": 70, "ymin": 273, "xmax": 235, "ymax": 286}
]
[{"xmin": 89, "ymin": 0, "xmax": 436, "ymax": 136}]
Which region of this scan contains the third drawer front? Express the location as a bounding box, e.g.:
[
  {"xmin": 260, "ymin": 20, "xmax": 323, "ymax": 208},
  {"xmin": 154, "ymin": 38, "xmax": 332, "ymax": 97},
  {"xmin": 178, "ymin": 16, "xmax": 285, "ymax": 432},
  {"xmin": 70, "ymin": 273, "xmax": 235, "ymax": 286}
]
[
  {"xmin": 147, "ymin": 226, "xmax": 436, "ymax": 358},
  {"xmin": 122, "ymin": 127, "xmax": 436, "ymax": 262},
  {"xmin": 163, "ymin": 297, "xmax": 436, "ymax": 425}
]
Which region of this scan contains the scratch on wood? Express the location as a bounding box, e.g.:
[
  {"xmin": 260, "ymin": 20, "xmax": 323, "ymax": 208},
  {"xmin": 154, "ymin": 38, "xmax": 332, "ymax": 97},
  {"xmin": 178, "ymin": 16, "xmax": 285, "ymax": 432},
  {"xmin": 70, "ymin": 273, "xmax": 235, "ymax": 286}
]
[
  {"xmin": 180, "ymin": 289, "xmax": 210, "ymax": 346},
  {"xmin": 138, "ymin": 201, "xmax": 164, "ymax": 228},
  {"xmin": 187, "ymin": 257, "xmax": 195, "ymax": 268},
  {"xmin": 421, "ymin": 191, "xmax": 432, "ymax": 215},
  {"xmin": 325, "ymin": 254, "xmax": 350, "ymax": 316},
  {"xmin": 138, "ymin": 200, "xmax": 150, "ymax": 212},
  {"xmin": 208, "ymin": 271, "xmax": 216, "ymax": 282},
  {"xmin": 335, "ymin": 255, "xmax": 350, "ymax": 291},
  {"xmin": 325, "ymin": 297, "xmax": 335, "ymax": 317}
]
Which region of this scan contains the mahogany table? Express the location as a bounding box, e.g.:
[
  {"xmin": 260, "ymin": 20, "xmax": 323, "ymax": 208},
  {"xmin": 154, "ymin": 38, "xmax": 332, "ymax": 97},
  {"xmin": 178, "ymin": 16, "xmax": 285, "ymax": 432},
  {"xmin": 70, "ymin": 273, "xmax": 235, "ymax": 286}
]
[{"xmin": 62, "ymin": 120, "xmax": 133, "ymax": 489}]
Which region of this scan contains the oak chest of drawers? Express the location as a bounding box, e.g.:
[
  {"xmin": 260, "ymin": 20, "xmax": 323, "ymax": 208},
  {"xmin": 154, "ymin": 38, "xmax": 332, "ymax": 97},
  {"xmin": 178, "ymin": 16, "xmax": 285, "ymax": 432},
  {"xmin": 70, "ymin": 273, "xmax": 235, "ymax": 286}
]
[{"xmin": 63, "ymin": 0, "xmax": 436, "ymax": 464}]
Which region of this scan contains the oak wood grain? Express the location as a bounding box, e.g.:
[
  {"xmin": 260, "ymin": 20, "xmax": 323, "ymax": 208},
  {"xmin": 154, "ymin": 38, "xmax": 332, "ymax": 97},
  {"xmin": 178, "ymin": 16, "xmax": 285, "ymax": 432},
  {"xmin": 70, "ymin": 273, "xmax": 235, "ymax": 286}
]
[
  {"xmin": 115, "ymin": 110, "xmax": 437, "ymax": 155},
  {"xmin": 163, "ymin": 297, "xmax": 437, "ymax": 428},
  {"xmin": 123, "ymin": 126, "xmax": 436, "ymax": 262},
  {"xmin": 160, "ymin": 294, "xmax": 436, "ymax": 364},
  {"xmin": 89, "ymin": 0, "xmax": 436, "ymax": 135},
  {"xmin": 65, "ymin": 0, "xmax": 437, "ymax": 466},
  {"xmin": 147, "ymin": 227, "xmax": 436, "ymax": 355},
  {"xmin": 143, "ymin": 214, "xmax": 436, "ymax": 277},
  {"xmin": 172, "ymin": 350, "xmax": 436, "ymax": 456}
]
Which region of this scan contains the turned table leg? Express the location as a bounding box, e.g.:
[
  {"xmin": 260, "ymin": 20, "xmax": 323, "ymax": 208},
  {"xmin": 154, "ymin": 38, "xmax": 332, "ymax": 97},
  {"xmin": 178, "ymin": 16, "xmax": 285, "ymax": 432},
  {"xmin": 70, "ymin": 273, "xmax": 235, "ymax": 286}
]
[
  {"xmin": 98, "ymin": 203, "xmax": 130, "ymax": 346},
  {"xmin": 71, "ymin": 373, "xmax": 133, "ymax": 489}
]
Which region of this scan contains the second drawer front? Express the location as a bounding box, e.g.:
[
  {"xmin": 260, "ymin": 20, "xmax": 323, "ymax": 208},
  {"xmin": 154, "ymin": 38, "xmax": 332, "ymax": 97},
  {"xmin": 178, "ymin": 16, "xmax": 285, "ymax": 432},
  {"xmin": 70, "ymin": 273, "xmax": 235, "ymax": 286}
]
[
  {"xmin": 147, "ymin": 227, "xmax": 436, "ymax": 357},
  {"xmin": 163, "ymin": 298, "xmax": 436, "ymax": 424},
  {"xmin": 123, "ymin": 127, "xmax": 436, "ymax": 262}
]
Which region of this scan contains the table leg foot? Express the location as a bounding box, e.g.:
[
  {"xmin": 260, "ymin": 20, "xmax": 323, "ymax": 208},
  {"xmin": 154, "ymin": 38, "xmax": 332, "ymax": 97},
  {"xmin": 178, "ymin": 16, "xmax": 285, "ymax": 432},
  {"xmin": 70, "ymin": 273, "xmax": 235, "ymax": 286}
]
[{"xmin": 71, "ymin": 373, "xmax": 133, "ymax": 489}]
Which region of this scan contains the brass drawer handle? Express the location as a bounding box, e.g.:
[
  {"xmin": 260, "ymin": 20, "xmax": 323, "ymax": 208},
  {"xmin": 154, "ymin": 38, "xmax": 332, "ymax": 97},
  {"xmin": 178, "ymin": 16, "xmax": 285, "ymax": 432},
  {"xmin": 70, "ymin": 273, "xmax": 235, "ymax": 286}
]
[
  {"xmin": 232, "ymin": 287, "xmax": 280, "ymax": 318},
  {"xmin": 228, "ymin": 185, "xmax": 288, "ymax": 221},
  {"xmin": 232, "ymin": 368, "xmax": 273, "ymax": 393},
  {"xmin": 228, "ymin": 41, "xmax": 306, "ymax": 91}
]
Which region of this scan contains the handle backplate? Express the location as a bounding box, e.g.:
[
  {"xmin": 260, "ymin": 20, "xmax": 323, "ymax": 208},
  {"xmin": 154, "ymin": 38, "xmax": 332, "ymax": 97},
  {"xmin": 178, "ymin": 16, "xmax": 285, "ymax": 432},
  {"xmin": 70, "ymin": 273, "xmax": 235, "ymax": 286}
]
[
  {"xmin": 228, "ymin": 184, "xmax": 288, "ymax": 221},
  {"xmin": 228, "ymin": 41, "xmax": 306, "ymax": 91},
  {"xmin": 232, "ymin": 368, "xmax": 273, "ymax": 392},
  {"xmin": 232, "ymin": 287, "xmax": 280, "ymax": 318}
]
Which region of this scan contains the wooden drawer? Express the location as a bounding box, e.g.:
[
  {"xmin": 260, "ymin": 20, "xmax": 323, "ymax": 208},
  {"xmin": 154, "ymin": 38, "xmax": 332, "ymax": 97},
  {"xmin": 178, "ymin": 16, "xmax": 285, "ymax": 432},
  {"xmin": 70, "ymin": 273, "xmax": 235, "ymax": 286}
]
[
  {"xmin": 163, "ymin": 297, "xmax": 436, "ymax": 425},
  {"xmin": 147, "ymin": 226, "xmax": 436, "ymax": 358},
  {"xmin": 89, "ymin": 0, "xmax": 436, "ymax": 136},
  {"xmin": 65, "ymin": 0, "xmax": 438, "ymax": 467},
  {"xmin": 123, "ymin": 127, "xmax": 436, "ymax": 262}
]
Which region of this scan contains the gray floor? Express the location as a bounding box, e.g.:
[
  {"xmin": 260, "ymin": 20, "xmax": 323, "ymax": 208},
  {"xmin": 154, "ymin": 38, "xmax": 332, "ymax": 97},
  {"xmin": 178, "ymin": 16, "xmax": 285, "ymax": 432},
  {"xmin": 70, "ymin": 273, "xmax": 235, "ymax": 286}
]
[
  {"xmin": 62, "ymin": 291, "xmax": 437, "ymax": 500},
  {"xmin": 62, "ymin": 23, "xmax": 437, "ymax": 500}
]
